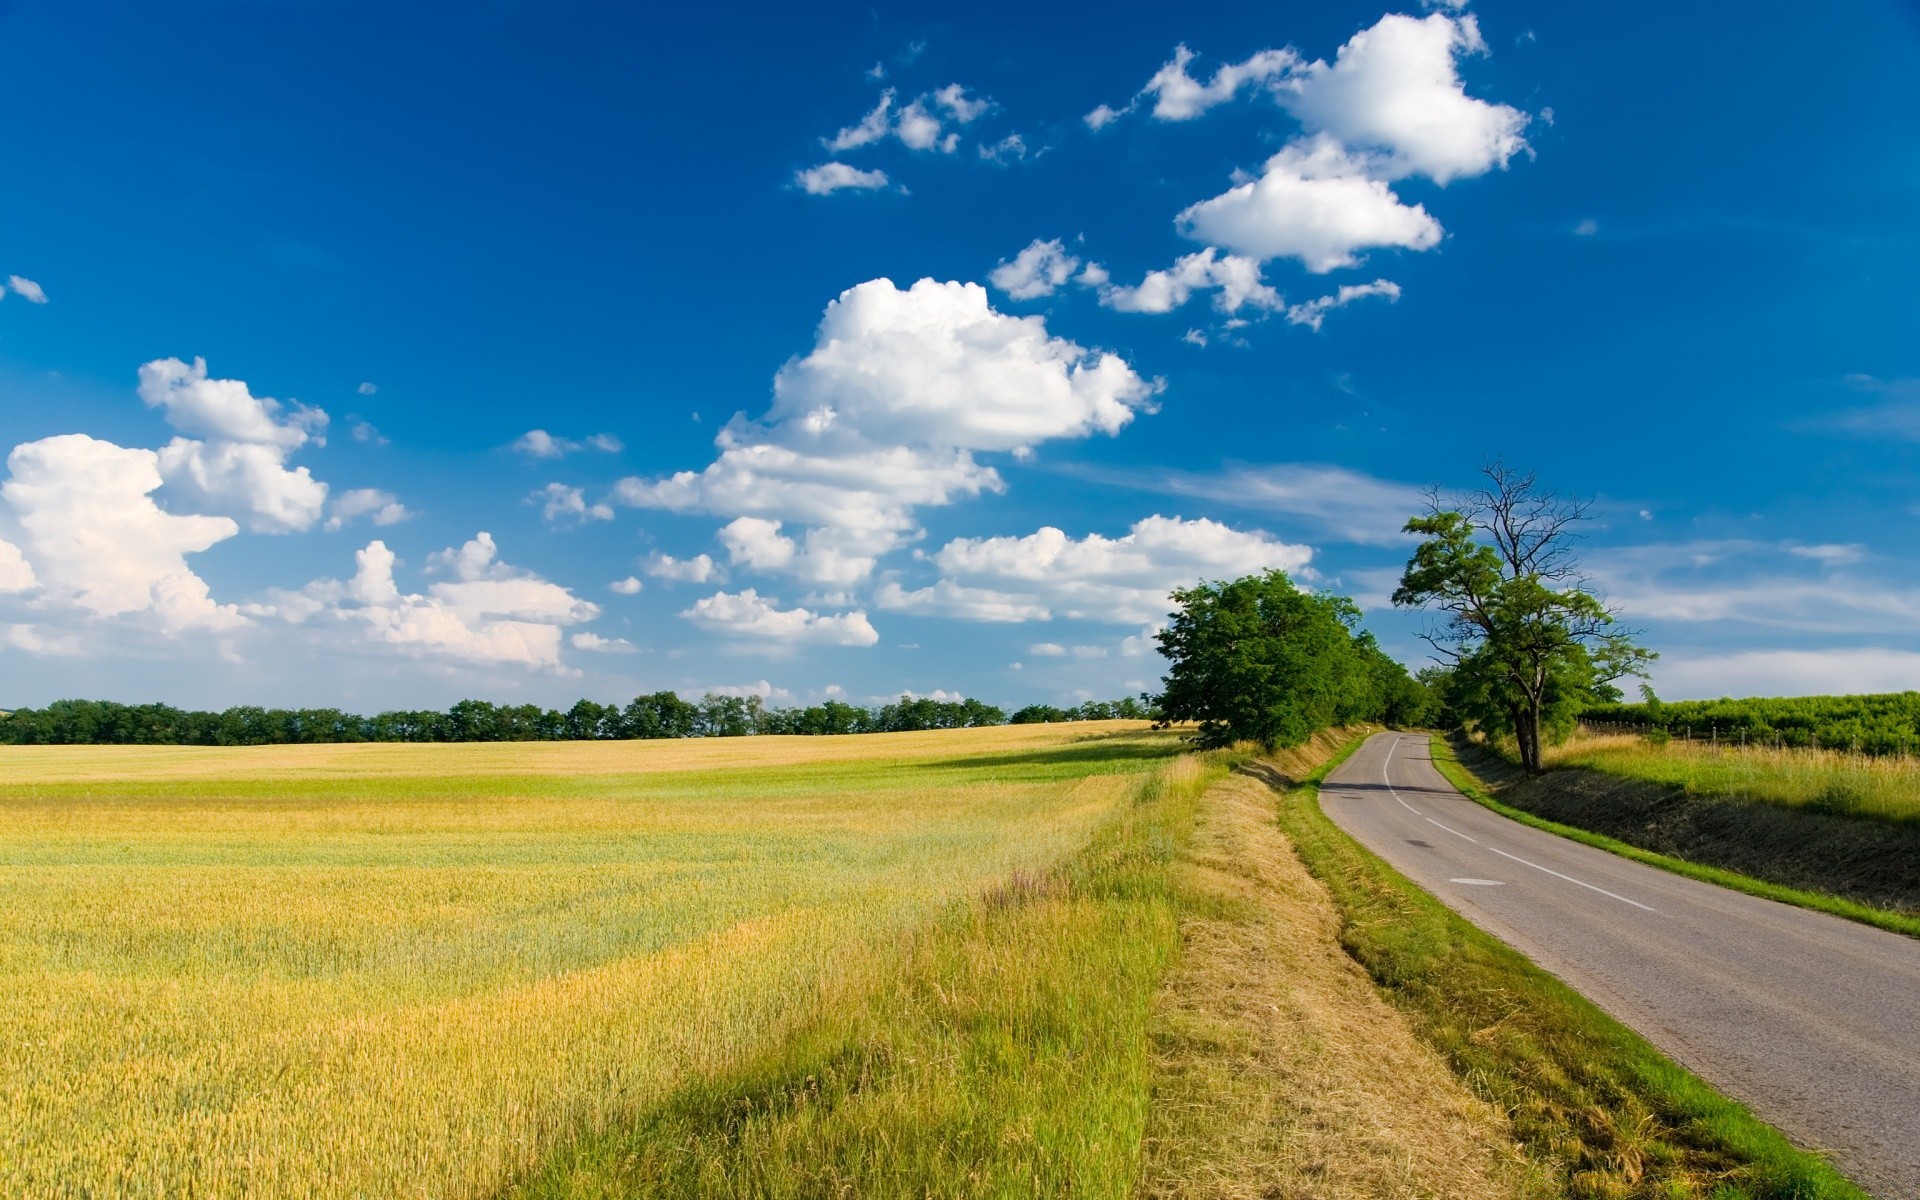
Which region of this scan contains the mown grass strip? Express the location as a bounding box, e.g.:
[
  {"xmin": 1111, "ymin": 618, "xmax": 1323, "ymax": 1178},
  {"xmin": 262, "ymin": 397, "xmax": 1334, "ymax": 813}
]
[
  {"xmin": 1428, "ymin": 737, "xmax": 1920, "ymax": 941},
  {"xmin": 503, "ymin": 752, "xmax": 1236, "ymax": 1199},
  {"xmin": 1275, "ymin": 734, "xmax": 1868, "ymax": 1200}
]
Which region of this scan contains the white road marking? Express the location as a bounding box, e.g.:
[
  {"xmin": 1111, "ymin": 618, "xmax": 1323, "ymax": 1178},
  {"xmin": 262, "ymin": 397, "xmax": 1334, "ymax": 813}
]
[
  {"xmin": 1382, "ymin": 737, "xmax": 1422, "ymax": 815},
  {"xmin": 1486, "ymin": 845, "xmax": 1658, "ymax": 912},
  {"xmin": 1427, "ymin": 818, "xmax": 1478, "ymax": 844},
  {"xmin": 1373, "ymin": 734, "xmax": 1657, "ymax": 914},
  {"xmin": 1449, "ymin": 878, "xmax": 1506, "ymax": 886}
]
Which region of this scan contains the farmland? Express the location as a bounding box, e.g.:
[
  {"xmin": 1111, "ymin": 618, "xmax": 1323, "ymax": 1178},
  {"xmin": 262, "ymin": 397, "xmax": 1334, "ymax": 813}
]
[{"xmin": 0, "ymin": 723, "xmax": 1181, "ymax": 1198}]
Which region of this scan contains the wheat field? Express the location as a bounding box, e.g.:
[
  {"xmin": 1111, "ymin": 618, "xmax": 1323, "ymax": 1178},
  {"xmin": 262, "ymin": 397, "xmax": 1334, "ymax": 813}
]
[{"xmin": 0, "ymin": 722, "xmax": 1180, "ymax": 1198}]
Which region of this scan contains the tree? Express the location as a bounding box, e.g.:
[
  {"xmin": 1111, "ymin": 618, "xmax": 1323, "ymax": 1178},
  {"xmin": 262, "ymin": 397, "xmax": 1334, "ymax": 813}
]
[
  {"xmin": 1154, "ymin": 570, "xmax": 1383, "ymax": 749},
  {"xmin": 1393, "ymin": 463, "xmax": 1654, "ymax": 774}
]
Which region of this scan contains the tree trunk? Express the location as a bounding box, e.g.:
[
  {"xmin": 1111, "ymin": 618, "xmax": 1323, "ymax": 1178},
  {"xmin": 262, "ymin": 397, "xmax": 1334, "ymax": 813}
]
[{"xmin": 1520, "ymin": 703, "xmax": 1545, "ymax": 774}]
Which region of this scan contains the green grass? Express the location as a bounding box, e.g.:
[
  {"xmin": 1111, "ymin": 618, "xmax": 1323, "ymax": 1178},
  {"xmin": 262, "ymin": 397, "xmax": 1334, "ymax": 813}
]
[
  {"xmin": 1272, "ymin": 735, "xmax": 1869, "ymax": 1200},
  {"xmin": 1549, "ymin": 732, "xmax": 1920, "ymax": 825},
  {"xmin": 0, "ymin": 725, "xmax": 1185, "ymax": 1199},
  {"xmin": 1430, "ymin": 738, "xmax": 1920, "ymax": 940}
]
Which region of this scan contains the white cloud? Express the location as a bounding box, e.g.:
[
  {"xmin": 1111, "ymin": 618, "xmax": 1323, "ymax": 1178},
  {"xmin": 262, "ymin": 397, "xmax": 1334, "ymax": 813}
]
[
  {"xmin": 325, "ymin": 487, "xmax": 412, "ymax": 531},
  {"xmin": 895, "ymin": 100, "xmax": 947, "ymax": 151},
  {"xmin": 1029, "ymin": 642, "xmax": 1067, "ymax": 656},
  {"xmin": 0, "ymin": 536, "xmax": 37, "ymax": 593},
  {"xmin": 1, "ymin": 623, "xmax": 84, "ymax": 656},
  {"xmin": 1574, "ymin": 218, "xmax": 1599, "ymax": 237},
  {"xmin": 531, "ymin": 482, "xmax": 614, "ymax": 525},
  {"xmin": 5, "ymin": 275, "xmax": 48, "ymax": 304},
  {"xmin": 356, "ymin": 381, "xmax": 379, "ymax": 396},
  {"xmin": 932, "ymin": 83, "xmax": 990, "ymax": 123},
  {"xmin": 1100, "ymin": 248, "xmax": 1283, "ymax": 315},
  {"xmin": 990, "ymin": 238, "xmax": 1083, "ymax": 300},
  {"xmin": 1072, "ymin": 462, "xmax": 1425, "ymax": 546},
  {"xmin": 680, "ymin": 588, "xmax": 880, "ymax": 646},
  {"xmin": 896, "ymin": 515, "xmax": 1313, "ymax": 625},
  {"xmin": 264, "ymin": 534, "xmax": 599, "ymax": 670},
  {"xmin": 138, "ymin": 357, "xmax": 324, "ymax": 450},
  {"xmin": 614, "ymin": 278, "xmax": 1155, "ymax": 585},
  {"xmin": 156, "ymin": 439, "xmax": 329, "ymax": 534},
  {"xmin": 1277, "ymin": 12, "xmax": 1529, "ymax": 184},
  {"xmin": 1084, "ymin": 103, "xmax": 1126, "ymax": 131},
  {"xmin": 1, "ymin": 434, "xmax": 244, "ymax": 633},
  {"xmin": 1651, "ymin": 650, "xmax": 1920, "ymax": 700},
  {"xmin": 511, "ymin": 430, "xmax": 622, "ymax": 459},
  {"xmin": 644, "ymin": 552, "xmax": 721, "ymax": 584},
  {"xmin": 136, "ymin": 357, "xmax": 331, "ymax": 533},
  {"xmin": 609, "ymin": 576, "xmax": 643, "ymax": 595},
  {"xmin": 571, "ymin": 631, "xmax": 639, "ymax": 653},
  {"xmin": 718, "ymin": 516, "xmax": 798, "ymax": 571},
  {"xmin": 872, "ymin": 579, "xmax": 1053, "ymax": 623},
  {"xmin": 1177, "ymin": 135, "xmax": 1444, "ymax": 272},
  {"xmin": 1285, "ymin": 278, "xmax": 1402, "ymax": 330},
  {"xmin": 795, "ymin": 162, "xmax": 892, "ymax": 195},
  {"xmin": 1142, "ymin": 45, "xmax": 1300, "ymax": 121},
  {"xmin": 1589, "ymin": 539, "xmax": 1920, "ymax": 635},
  {"xmin": 978, "ymin": 134, "xmax": 1028, "ymax": 164},
  {"xmin": 826, "ymin": 91, "xmax": 898, "ymax": 151},
  {"xmin": 698, "ymin": 678, "xmax": 795, "ymax": 703}
]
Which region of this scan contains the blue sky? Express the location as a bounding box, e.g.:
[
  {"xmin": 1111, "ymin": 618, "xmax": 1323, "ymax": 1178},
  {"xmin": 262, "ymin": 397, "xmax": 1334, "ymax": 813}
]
[{"xmin": 2, "ymin": 0, "xmax": 1918, "ymax": 711}]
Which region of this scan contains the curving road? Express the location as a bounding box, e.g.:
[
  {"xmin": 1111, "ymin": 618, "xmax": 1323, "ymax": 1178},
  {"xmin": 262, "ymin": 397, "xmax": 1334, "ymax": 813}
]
[{"xmin": 1319, "ymin": 731, "xmax": 1920, "ymax": 1199}]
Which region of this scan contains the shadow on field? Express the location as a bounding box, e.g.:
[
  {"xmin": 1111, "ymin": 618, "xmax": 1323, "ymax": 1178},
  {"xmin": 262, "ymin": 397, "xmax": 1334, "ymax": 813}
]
[{"xmin": 919, "ymin": 738, "xmax": 1183, "ymax": 774}]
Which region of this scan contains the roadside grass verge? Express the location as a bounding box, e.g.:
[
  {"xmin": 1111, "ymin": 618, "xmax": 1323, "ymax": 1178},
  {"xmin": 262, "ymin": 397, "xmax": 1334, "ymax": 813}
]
[
  {"xmin": 505, "ymin": 751, "xmax": 1233, "ymax": 1198},
  {"xmin": 1547, "ymin": 732, "xmax": 1920, "ymax": 825},
  {"xmin": 1141, "ymin": 729, "xmax": 1540, "ymax": 1200},
  {"xmin": 1432, "ymin": 738, "xmax": 1920, "ymax": 940},
  {"xmin": 1274, "ymin": 735, "xmax": 1869, "ymax": 1200}
]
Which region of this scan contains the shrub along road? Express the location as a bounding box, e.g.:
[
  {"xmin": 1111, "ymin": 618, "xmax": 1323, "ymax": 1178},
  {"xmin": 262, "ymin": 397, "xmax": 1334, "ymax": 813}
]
[{"xmin": 1321, "ymin": 732, "xmax": 1920, "ymax": 1199}]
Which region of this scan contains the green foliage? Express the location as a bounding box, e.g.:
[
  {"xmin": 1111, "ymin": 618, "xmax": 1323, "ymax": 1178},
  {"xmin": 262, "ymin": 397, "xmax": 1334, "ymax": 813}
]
[
  {"xmin": 1152, "ymin": 570, "xmax": 1425, "ymax": 749},
  {"xmin": 1582, "ymin": 691, "xmax": 1920, "ymax": 757},
  {"xmin": 1393, "ymin": 466, "xmax": 1652, "ymax": 773},
  {"xmin": 0, "ymin": 692, "xmax": 1022, "ymax": 746},
  {"xmin": 1007, "ymin": 696, "xmax": 1154, "ymax": 724}
]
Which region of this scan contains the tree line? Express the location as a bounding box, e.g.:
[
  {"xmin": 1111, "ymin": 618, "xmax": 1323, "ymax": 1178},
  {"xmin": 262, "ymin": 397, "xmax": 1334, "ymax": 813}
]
[
  {"xmin": 0, "ymin": 693, "xmax": 1152, "ymax": 747},
  {"xmin": 1581, "ymin": 691, "xmax": 1920, "ymax": 757}
]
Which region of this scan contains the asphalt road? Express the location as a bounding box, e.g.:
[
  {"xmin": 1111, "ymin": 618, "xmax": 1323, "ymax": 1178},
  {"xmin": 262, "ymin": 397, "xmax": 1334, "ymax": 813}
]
[{"xmin": 1319, "ymin": 731, "xmax": 1920, "ymax": 1199}]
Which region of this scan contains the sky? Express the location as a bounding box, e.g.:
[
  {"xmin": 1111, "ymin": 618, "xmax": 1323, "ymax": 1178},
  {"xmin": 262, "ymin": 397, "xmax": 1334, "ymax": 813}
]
[{"xmin": 2, "ymin": 0, "xmax": 1919, "ymax": 712}]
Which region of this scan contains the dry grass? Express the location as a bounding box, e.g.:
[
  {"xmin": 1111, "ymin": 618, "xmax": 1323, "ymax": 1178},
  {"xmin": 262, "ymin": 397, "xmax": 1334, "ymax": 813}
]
[
  {"xmin": 1547, "ymin": 731, "xmax": 1920, "ymax": 824},
  {"xmin": 0, "ymin": 724, "xmax": 1180, "ymax": 1199},
  {"xmin": 1141, "ymin": 731, "xmax": 1539, "ymax": 1200}
]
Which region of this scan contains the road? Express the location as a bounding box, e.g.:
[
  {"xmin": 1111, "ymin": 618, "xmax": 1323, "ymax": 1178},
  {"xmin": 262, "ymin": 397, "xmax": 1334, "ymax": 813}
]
[{"xmin": 1318, "ymin": 731, "xmax": 1920, "ymax": 1199}]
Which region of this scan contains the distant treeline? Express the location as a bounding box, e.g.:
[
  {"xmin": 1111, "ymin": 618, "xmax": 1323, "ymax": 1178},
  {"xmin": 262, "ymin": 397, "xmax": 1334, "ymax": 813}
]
[
  {"xmin": 1582, "ymin": 692, "xmax": 1920, "ymax": 756},
  {"xmin": 0, "ymin": 693, "xmax": 1156, "ymax": 747}
]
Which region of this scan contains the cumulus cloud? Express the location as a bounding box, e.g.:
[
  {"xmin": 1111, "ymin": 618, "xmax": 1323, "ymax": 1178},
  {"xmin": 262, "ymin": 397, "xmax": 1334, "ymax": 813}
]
[
  {"xmin": 718, "ymin": 517, "xmax": 798, "ymax": 572},
  {"xmin": 1070, "ymin": 461, "xmax": 1426, "ymax": 546},
  {"xmin": 511, "ymin": 430, "xmax": 622, "ymax": 459},
  {"xmin": 531, "ymin": 482, "xmax": 614, "ymax": 525},
  {"xmin": 823, "ymin": 86, "xmax": 988, "ymax": 158},
  {"xmin": 4, "ymin": 275, "xmax": 48, "ymax": 303},
  {"xmin": 1, "ymin": 434, "xmax": 244, "ymax": 633},
  {"xmin": 325, "ymin": 487, "xmax": 412, "ymax": 531},
  {"xmin": 570, "ymin": 631, "xmax": 639, "ymax": 653},
  {"xmin": 1089, "ymin": 44, "xmax": 1299, "ymax": 127},
  {"xmin": 1277, "ymin": 12, "xmax": 1529, "ymax": 184},
  {"xmin": 0, "ymin": 536, "xmax": 38, "ymax": 593},
  {"xmin": 795, "ymin": 161, "xmax": 892, "ymax": 195},
  {"xmin": 1177, "ymin": 136, "xmax": 1443, "ymax": 272},
  {"xmin": 978, "ymin": 134, "xmax": 1029, "ymax": 164},
  {"xmin": 932, "ymin": 83, "xmax": 990, "ymax": 123},
  {"xmin": 989, "ymin": 238, "xmax": 1086, "ymax": 300},
  {"xmin": 1100, "ymin": 248, "xmax": 1283, "ymax": 314},
  {"xmin": 884, "ymin": 515, "xmax": 1313, "ymax": 625},
  {"xmin": 609, "ymin": 576, "xmax": 643, "ymax": 594},
  {"xmin": 137, "ymin": 357, "xmax": 331, "ymax": 533},
  {"xmin": 1285, "ymin": 278, "xmax": 1402, "ymax": 329},
  {"xmin": 260, "ymin": 533, "xmax": 598, "ymax": 670},
  {"xmin": 680, "ymin": 588, "xmax": 880, "ymax": 646},
  {"xmin": 615, "ymin": 278, "xmax": 1156, "ymax": 585},
  {"xmin": 644, "ymin": 552, "xmax": 721, "ymax": 584}
]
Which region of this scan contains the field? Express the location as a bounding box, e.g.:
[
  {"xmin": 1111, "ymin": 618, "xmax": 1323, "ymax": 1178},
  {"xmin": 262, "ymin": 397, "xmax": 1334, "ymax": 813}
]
[
  {"xmin": 0, "ymin": 723, "xmax": 1182, "ymax": 1198},
  {"xmin": 1549, "ymin": 730, "xmax": 1920, "ymax": 824}
]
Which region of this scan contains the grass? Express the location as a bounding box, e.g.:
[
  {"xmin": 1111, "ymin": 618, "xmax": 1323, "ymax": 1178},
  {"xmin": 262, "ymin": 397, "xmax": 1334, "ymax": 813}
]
[
  {"xmin": 1140, "ymin": 730, "xmax": 1540, "ymax": 1200},
  {"xmin": 1548, "ymin": 731, "xmax": 1920, "ymax": 825},
  {"xmin": 1429, "ymin": 737, "xmax": 1920, "ymax": 940},
  {"xmin": 1273, "ymin": 734, "xmax": 1870, "ymax": 1200},
  {"xmin": 0, "ymin": 722, "xmax": 1183, "ymax": 1199}
]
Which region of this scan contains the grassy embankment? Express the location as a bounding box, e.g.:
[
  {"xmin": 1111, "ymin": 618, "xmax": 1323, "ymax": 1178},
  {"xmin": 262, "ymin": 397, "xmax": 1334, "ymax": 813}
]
[
  {"xmin": 0, "ymin": 723, "xmax": 1184, "ymax": 1198},
  {"xmin": 1277, "ymin": 736, "xmax": 1870, "ymax": 1200},
  {"xmin": 1437, "ymin": 732, "xmax": 1920, "ymax": 935}
]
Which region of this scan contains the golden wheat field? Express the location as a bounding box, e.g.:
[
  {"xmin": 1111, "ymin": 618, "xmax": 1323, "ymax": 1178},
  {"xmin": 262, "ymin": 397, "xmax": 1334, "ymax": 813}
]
[{"xmin": 0, "ymin": 722, "xmax": 1181, "ymax": 1199}]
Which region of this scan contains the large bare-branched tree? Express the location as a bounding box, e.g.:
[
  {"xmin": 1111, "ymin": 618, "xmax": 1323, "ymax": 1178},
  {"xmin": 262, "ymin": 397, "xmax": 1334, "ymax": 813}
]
[{"xmin": 1393, "ymin": 463, "xmax": 1653, "ymax": 773}]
